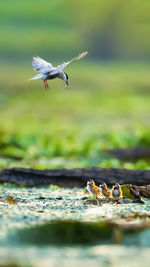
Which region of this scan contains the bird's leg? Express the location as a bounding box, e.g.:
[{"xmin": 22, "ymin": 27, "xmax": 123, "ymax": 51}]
[
  {"xmin": 43, "ymin": 80, "xmax": 50, "ymax": 90},
  {"xmin": 46, "ymin": 81, "xmax": 50, "ymax": 89},
  {"xmin": 43, "ymin": 80, "xmax": 47, "ymax": 89}
]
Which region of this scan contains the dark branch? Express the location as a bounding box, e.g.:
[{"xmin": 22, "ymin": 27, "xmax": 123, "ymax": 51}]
[
  {"xmin": 106, "ymin": 147, "xmax": 150, "ymax": 160},
  {"xmin": 0, "ymin": 167, "xmax": 150, "ymax": 187}
]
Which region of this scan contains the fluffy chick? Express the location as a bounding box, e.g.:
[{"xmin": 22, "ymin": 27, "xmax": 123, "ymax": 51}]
[
  {"xmin": 87, "ymin": 179, "xmax": 101, "ymax": 199},
  {"xmin": 100, "ymin": 183, "xmax": 112, "ymax": 198},
  {"xmin": 111, "ymin": 183, "xmax": 123, "ymax": 200}
]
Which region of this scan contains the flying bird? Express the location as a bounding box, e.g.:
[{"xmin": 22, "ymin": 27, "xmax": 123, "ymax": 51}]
[{"xmin": 29, "ymin": 49, "xmax": 89, "ymax": 89}]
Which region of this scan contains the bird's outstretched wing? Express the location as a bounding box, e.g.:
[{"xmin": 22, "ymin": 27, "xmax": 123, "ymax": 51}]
[
  {"xmin": 50, "ymin": 49, "xmax": 89, "ymax": 75},
  {"xmin": 32, "ymin": 56, "xmax": 54, "ymax": 73}
]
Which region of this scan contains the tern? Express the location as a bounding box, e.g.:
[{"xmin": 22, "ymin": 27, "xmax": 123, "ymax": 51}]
[{"xmin": 29, "ymin": 49, "xmax": 89, "ymax": 89}]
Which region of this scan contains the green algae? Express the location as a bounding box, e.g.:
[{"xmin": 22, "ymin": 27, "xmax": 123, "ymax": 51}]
[{"xmin": 121, "ymin": 185, "xmax": 134, "ymax": 199}]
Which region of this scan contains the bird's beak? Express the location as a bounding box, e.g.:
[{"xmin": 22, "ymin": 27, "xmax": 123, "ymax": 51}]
[{"xmin": 66, "ymin": 80, "xmax": 69, "ymax": 86}]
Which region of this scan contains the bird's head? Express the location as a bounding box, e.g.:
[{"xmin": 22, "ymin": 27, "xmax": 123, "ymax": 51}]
[
  {"xmin": 100, "ymin": 183, "xmax": 107, "ymax": 189},
  {"xmin": 87, "ymin": 179, "xmax": 95, "ymax": 187},
  {"xmin": 59, "ymin": 72, "xmax": 69, "ymax": 86},
  {"xmin": 113, "ymin": 183, "xmax": 119, "ymax": 190},
  {"xmin": 64, "ymin": 72, "xmax": 69, "ymax": 86}
]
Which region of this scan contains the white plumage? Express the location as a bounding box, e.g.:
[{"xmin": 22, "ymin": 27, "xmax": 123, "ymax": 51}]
[{"xmin": 29, "ymin": 49, "xmax": 89, "ymax": 89}]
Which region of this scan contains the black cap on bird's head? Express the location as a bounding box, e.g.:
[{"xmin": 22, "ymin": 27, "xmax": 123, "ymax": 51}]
[
  {"xmin": 64, "ymin": 72, "xmax": 69, "ymax": 86},
  {"xmin": 113, "ymin": 183, "xmax": 119, "ymax": 189},
  {"xmin": 100, "ymin": 183, "xmax": 107, "ymax": 189},
  {"xmin": 87, "ymin": 179, "xmax": 95, "ymax": 187}
]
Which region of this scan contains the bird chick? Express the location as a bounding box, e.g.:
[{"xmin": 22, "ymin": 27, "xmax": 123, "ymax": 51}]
[
  {"xmin": 87, "ymin": 179, "xmax": 101, "ymax": 199},
  {"xmin": 112, "ymin": 183, "xmax": 123, "ymax": 200},
  {"xmin": 100, "ymin": 183, "xmax": 112, "ymax": 198}
]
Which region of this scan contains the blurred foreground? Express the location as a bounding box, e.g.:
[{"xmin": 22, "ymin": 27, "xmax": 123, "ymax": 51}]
[{"xmin": 0, "ymin": 184, "xmax": 150, "ymax": 266}]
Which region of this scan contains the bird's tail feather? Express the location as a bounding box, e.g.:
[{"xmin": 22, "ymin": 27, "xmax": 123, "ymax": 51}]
[{"xmin": 28, "ymin": 73, "xmax": 44, "ymax": 81}]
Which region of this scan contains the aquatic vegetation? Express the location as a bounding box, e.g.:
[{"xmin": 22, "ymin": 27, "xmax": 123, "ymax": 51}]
[
  {"xmin": 121, "ymin": 185, "xmax": 134, "ymax": 200},
  {"xmin": 5, "ymin": 195, "xmax": 18, "ymax": 205}
]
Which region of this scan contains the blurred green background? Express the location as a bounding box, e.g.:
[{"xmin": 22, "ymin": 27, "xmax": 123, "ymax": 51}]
[{"xmin": 0, "ymin": 0, "xmax": 150, "ymax": 170}]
